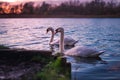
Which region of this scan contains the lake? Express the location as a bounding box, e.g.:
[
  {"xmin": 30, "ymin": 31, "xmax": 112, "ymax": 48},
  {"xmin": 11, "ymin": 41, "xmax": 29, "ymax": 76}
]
[{"xmin": 0, "ymin": 18, "xmax": 120, "ymax": 80}]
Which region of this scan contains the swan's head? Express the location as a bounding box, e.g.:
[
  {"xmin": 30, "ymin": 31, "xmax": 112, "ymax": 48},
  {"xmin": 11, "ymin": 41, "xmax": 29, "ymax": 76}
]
[
  {"xmin": 55, "ymin": 27, "xmax": 64, "ymax": 34},
  {"xmin": 46, "ymin": 27, "xmax": 54, "ymax": 34}
]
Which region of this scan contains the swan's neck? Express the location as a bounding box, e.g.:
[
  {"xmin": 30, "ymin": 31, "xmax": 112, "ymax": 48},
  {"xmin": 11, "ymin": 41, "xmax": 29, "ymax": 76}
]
[
  {"xmin": 60, "ymin": 30, "xmax": 64, "ymax": 54},
  {"xmin": 50, "ymin": 31, "xmax": 54, "ymax": 44}
]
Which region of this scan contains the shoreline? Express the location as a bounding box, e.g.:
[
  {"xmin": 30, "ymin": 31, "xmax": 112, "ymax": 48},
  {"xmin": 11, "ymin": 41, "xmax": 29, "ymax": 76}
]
[
  {"xmin": 0, "ymin": 48, "xmax": 71, "ymax": 80},
  {"xmin": 0, "ymin": 14, "xmax": 120, "ymax": 18}
]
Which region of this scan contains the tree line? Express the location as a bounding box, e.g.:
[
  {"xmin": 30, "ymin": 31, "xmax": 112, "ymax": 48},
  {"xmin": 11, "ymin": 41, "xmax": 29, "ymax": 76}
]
[{"xmin": 0, "ymin": 0, "xmax": 120, "ymax": 15}]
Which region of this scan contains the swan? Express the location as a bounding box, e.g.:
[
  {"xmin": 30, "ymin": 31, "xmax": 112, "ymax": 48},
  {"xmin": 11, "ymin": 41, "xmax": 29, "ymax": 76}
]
[
  {"xmin": 46, "ymin": 27, "xmax": 58, "ymax": 45},
  {"xmin": 55, "ymin": 27, "xmax": 104, "ymax": 58},
  {"xmin": 46, "ymin": 27, "xmax": 78, "ymax": 46}
]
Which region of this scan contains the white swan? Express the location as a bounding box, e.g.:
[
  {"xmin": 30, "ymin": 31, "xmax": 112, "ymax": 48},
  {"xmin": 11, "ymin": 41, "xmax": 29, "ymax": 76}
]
[
  {"xmin": 46, "ymin": 27, "xmax": 78, "ymax": 46},
  {"xmin": 55, "ymin": 27, "xmax": 104, "ymax": 58}
]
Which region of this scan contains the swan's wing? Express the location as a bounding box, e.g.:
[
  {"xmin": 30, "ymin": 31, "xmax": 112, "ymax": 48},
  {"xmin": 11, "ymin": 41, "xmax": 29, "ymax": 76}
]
[
  {"xmin": 50, "ymin": 36, "xmax": 78, "ymax": 46},
  {"xmin": 64, "ymin": 37, "xmax": 77, "ymax": 46},
  {"xmin": 65, "ymin": 46, "xmax": 103, "ymax": 57},
  {"xmin": 65, "ymin": 46, "xmax": 81, "ymax": 56},
  {"xmin": 76, "ymin": 46, "xmax": 103, "ymax": 57}
]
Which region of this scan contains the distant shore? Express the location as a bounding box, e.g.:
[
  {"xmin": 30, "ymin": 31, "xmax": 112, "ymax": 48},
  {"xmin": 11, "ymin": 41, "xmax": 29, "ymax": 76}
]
[{"xmin": 0, "ymin": 14, "xmax": 120, "ymax": 18}]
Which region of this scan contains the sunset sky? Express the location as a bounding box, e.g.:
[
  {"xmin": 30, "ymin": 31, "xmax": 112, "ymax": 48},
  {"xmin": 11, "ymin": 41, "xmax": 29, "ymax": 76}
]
[{"xmin": 0, "ymin": 0, "xmax": 119, "ymax": 3}]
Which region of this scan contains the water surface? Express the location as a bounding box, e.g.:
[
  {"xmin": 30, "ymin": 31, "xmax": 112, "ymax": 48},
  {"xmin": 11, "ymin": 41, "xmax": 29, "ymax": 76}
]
[{"xmin": 0, "ymin": 18, "xmax": 120, "ymax": 80}]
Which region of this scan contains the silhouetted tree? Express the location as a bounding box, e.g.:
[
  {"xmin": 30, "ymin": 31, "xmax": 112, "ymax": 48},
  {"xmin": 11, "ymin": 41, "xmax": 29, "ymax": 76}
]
[
  {"xmin": 105, "ymin": 0, "xmax": 117, "ymax": 14},
  {"xmin": 39, "ymin": 2, "xmax": 50, "ymax": 15},
  {"xmin": 22, "ymin": 2, "xmax": 34, "ymax": 14}
]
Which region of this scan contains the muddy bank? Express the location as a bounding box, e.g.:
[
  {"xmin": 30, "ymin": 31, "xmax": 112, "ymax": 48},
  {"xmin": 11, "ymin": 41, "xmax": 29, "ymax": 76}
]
[{"xmin": 0, "ymin": 49, "xmax": 53, "ymax": 80}]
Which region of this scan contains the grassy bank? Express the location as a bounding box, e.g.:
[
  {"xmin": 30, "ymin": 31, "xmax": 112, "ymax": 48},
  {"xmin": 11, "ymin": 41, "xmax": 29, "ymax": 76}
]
[
  {"xmin": 0, "ymin": 45, "xmax": 71, "ymax": 80},
  {"xmin": 34, "ymin": 57, "xmax": 71, "ymax": 80}
]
